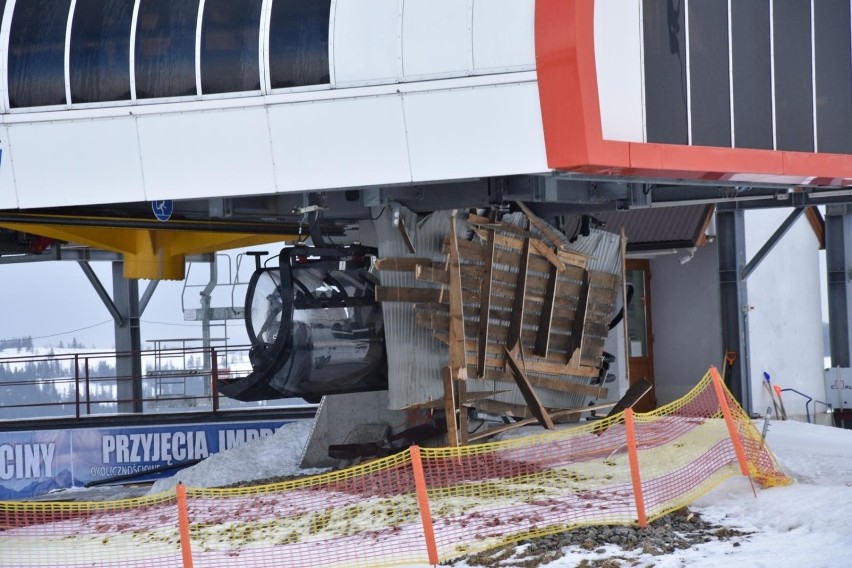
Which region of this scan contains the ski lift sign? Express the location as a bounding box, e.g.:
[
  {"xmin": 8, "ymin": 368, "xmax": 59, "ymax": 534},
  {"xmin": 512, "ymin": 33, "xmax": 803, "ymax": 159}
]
[{"xmin": 152, "ymin": 200, "xmax": 173, "ymax": 222}]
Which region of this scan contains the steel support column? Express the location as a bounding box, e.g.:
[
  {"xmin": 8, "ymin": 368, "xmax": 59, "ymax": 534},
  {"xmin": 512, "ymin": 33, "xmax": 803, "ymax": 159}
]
[
  {"xmin": 825, "ymin": 205, "xmax": 852, "ymax": 369},
  {"xmin": 112, "ymin": 263, "xmax": 144, "ymax": 413},
  {"xmin": 716, "ymin": 206, "xmax": 751, "ymax": 412}
]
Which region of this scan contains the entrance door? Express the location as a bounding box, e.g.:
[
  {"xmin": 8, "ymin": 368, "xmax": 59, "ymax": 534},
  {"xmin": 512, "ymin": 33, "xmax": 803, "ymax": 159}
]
[{"xmin": 626, "ymin": 259, "xmax": 656, "ymax": 412}]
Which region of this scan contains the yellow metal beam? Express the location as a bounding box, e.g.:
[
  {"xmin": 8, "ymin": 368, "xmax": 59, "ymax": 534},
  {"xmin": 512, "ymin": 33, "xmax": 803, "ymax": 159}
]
[{"xmin": 0, "ymin": 222, "xmax": 297, "ymax": 280}]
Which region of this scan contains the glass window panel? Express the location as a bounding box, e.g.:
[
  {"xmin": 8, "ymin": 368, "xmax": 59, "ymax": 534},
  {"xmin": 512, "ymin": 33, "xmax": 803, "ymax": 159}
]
[
  {"xmin": 8, "ymin": 0, "xmax": 73, "ymax": 108},
  {"xmin": 200, "ymin": 0, "xmax": 262, "ymax": 94},
  {"xmin": 268, "ymin": 0, "xmax": 331, "ymax": 89},
  {"xmin": 69, "ymin": 0, "xmax": 134, "ymax": 104},
  {"xmin": 627, "ymin": 270, "xmax": 648, "ymax": 358},
  {"xmin": 134, "ymin": 0, "xmax": 200, "ymax": 99}
]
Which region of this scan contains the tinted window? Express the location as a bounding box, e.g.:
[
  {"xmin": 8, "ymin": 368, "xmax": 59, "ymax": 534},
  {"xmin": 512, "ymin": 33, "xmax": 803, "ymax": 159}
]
[
  {"xmin": 773, "ymin": 0, "xmax": 814, "ymax": 152},
  {"xmin": 69, "ymin": 0, "xmax": 134, "ymax": 104},
  {"xmin": 268, "ymin": 0, "xmax": 331, "ymax": 89},
  {"xmin": 731, "ymin": 0, "xmax": 773, "ymax": 149},
  {"xmin": 814, "ymin": 0, "xmax": 852, "ymax": 154},
  {"xmin": 642, "ymin": 0, "xmax": 688, "ymax": 144},
  {"xmin": 200, "ymin": 0, "xmax": 262, "ymax": 94},
  {"xmin": 688, "ymin": 0, "xmax": 730, "ymax": 147},
  {"xmin": 134, "ymin": 0, "xmax": 200, "ymax": 99},
  {"xmin": 8, "ymin": 0, "xmax": 73, "ymax": 108}
]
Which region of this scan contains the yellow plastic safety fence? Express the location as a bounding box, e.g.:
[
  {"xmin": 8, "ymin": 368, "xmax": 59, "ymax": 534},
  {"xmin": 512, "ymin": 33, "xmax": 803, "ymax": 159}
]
[{"xmin": 0, "ymin": 367, "xmax": 790, "ymax": 567}]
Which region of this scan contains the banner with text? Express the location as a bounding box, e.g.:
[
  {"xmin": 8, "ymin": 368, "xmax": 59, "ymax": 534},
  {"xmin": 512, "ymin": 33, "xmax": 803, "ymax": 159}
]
[{"xmin": 0, "ymin": 419, "xmax": 290, "ymax": 500}]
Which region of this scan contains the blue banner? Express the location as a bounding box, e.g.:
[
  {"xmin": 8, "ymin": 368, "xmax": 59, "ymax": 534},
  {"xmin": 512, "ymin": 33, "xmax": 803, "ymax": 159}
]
[{"xmin": 0, "ymin": 419, "xmax": 290, "ymax": 500}]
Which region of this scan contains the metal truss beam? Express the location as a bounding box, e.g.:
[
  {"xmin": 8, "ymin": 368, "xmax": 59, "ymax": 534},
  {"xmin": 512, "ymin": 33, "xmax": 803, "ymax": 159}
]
[{"xmin": 741, "ymin": 207, "xmax": 806, "ymax": 280}]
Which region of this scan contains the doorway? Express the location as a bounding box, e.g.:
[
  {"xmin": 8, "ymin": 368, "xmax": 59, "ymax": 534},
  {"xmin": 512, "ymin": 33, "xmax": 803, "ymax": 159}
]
[{"xmin": 626, "ymin": 259, "xmax": 657, "ymax": 412}]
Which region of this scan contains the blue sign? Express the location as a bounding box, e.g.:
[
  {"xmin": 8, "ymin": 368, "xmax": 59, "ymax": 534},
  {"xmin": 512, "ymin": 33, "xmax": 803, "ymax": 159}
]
[
  {"xmin": 0, "ymin": 420, "xmax": 290, "ymax": 500},
  {"xmin": 152, "ymin": 200, "xmax": 174, "ymax": 222}
]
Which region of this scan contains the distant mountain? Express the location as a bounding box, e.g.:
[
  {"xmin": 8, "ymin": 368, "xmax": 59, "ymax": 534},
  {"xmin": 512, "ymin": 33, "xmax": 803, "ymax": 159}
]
[{"xmin": 6, "ymin": 469, "xmax": 85, "ymax": 500}]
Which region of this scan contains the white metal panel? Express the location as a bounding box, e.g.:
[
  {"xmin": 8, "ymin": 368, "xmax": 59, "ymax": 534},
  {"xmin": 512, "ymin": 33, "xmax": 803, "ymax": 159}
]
[
  {"xmin": 333, "ymin": 0, "xmax": 402, "ymax": 86},
  {"xmin": 472, "ymin": 0, "xmax": 535, "ymax": 72},
  {"xmin": 268, "ymin": 95, "xmax": 412, "ymax": 191},
  {"xmin": 11, "ymin": 118, "xmax": 145, "ymax": 208},
  {"xmin": 403, "ymin": 81, "xmax": 548, "ymax": 181},
  {"xmin": 0, "ymin": 126, "xmax": 17, "ymax": 208},
  {"xmin": 136, "ymin": 107, "xmax": 276, "ymax": 201},
  {"xmin": 594, "ymin": 0, "xmax": 644, "ymax": 142},
  {"xmin": 402, "ymin": 0, "xmax": 469, "ymax": 79}
]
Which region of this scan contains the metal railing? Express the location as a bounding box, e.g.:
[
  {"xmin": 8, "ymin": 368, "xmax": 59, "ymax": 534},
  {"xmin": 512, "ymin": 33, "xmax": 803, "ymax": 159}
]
[{"xmin": 0, "ymin": 344, "xmax": 280, "ymax": 422}]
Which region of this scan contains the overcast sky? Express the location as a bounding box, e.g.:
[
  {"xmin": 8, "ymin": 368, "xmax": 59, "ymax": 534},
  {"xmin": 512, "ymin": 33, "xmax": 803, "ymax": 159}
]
[{"xmin": 0, "ymin": 246, "xmax": 280, "ymax": 350}]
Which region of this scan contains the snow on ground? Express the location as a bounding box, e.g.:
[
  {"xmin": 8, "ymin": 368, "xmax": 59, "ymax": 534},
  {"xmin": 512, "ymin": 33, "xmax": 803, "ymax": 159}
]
[
  {"xmin": 141, "ymin": 416, "xmax": 852, "ymax": 567},
  {"xmin": 148, "ymin": 420, "xmax": 326, "ymax": 494},
  {"xmin": 455, "ymin": 419, "xmax": 852, "ymax": 568}
]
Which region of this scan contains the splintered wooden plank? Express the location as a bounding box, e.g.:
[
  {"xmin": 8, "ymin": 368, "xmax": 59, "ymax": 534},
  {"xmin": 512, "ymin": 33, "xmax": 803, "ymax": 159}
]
[
  {"xmin": 478, "ymin": 229, "xmax": 496, "ymax": 378},
  {"xmin": 468, "ymin": 402, "xmax": 617, "ymax": 442},
  {"xmin": 376, "ymin": 286, "xmax": 444, "ymax": 303},
  {"xmin": 443, "ymin": 369, "xmax": 460, "ymax": 447},
  {"xmin": 504, "ymin": 346, "xmax": 555, "ymax": 429},
  {"xmin": 457, "ymin": 379, "xmax": 469, "ymax": 445},
  {"xmin": 399, "ymin": 217, "xmax": 416, "ymax": 254},
  {"xmin": 515, "ymin": 201, "xmax": 571, "ymax": 251},
  {"xmin": 567, "ymin": 271, "xmax": 591, "ymax": 364},
  {"xmin": 507, "ymin": 238, "xmax": 531, "ymax": 350},
  {"xmin": 534, "ymin": 263, "xmax": 559, "ymax": 357},
  {"xmin": 448, "ymin": 236, "xmax": 584, "ymax": 277},
  {"xmin": 374, "ymin": 257, "xmax": 442, "ymax": 271},
  {"xmin": 415, "ymin": 309, "xmax": 610, "ymax": 352},
  {"xmin": 476, "ymin": 228, "xmax": 590, "ymax": 270},
  {"xmin": 529, "ymin": 239, "xmax": 565, "ymax": 269},
  {"xmin": 447, "ymin": 215, "xmax": 467, "ymax": 376}
]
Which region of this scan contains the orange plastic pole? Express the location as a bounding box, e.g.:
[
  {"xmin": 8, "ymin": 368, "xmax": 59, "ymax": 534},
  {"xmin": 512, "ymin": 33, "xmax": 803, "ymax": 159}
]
[
  {"xmin": 410, "ymin": 446, "xmax": 439, "ymax": 566},
  {"xmin": 175, "ymin": 483, "xmax": 195, "ymax": 568},
  {"xmin": 710, "ymin": 366, "xmax": 751, "ymax": 478},
  {"xmin": 624, "ymin": 408, "xmax": 647, "ymax": 528}
]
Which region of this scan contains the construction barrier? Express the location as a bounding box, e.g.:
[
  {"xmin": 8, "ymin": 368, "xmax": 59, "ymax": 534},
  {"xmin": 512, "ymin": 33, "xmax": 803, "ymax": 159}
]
[{"xmin": 0, "ymin": 368, "xmax": 791, "ymax": 567}]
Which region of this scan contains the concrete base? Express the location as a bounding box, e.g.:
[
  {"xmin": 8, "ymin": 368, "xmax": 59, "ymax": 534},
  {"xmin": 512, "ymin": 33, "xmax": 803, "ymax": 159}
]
[{"xmin": 299, "ymin": 390, "xmax": 411, "ymax": 469}]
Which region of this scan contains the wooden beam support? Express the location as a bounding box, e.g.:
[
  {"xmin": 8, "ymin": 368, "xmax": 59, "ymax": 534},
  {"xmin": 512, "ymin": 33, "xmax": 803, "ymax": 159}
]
[
  {"xmin": 374, "ymin": 257, "xmax": 442, "ymax": 272},
  {"xmin": 468, "ymin": 402, "xmax": 617, "ymax": 442},
  {"xmin": 516, "ymin": 201, "xmax": 570, "ymax": 251},
  {"xmin": 567, "ymin": 271, "xmax": 591, "ymax": 364},
  {"xmin": 443, "ymin": 369, "xmax": 460, "ymax": 447},
  {"xmin": 507, "ymin": 238, "xmax": 531, "ymax": 350},
  {"xmin": 504, "ymin": 346, "xmax": 555, "ymax": 429},
  {"xmin": 399, "ymin": 217, "xmax": 416, "ymax": 254},
  {"xmin": 478, "ymin": 229, "xmax": 496, "ymax": 378},
  {"xmin": 447, "ymin": 215, "xmax": 467, "ymax": 378},
  {"xmin": 457, "ymin": 379, "xmax": 469, "ymax": 445},
  {"xmin": 376, "ymin": 286, "xmax": 443, "ymax": 303},
  {"xmin": 534, "ymin": 263, "xmax": 559, "ymax": 357}
]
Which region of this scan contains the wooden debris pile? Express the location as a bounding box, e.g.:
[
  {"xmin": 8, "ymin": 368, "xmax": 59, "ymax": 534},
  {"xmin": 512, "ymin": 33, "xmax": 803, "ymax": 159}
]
[{"xmin": 376, "ymin": 206, "xmax": 623, "ymax": 444}]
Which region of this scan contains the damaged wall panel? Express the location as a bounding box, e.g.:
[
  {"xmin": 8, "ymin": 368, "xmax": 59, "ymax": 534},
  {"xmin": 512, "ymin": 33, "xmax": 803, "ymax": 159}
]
[{"xmin": 376, "ymin": 207, "xmax": 624, "ymax": 420}]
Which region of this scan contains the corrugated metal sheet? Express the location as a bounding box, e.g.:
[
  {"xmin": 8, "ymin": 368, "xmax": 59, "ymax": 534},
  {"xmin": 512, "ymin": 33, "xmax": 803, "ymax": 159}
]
[
  {"xmin": 595, "ymin": 205, "xmax": 713, "ymax": 248},
  {"xmin": 376, "ymin": 209, "xmax": 453, "ymax": 410}
]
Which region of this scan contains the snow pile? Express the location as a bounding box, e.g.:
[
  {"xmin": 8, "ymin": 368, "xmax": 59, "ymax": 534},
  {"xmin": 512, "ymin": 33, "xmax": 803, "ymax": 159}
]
[{"xmin": 148, "ymin": 420, "xmax": 325, "ymax": 494}]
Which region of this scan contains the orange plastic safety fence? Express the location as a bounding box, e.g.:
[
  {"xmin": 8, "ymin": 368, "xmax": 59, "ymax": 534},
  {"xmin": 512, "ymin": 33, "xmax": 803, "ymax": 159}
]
[
  {"xmin": 0, "ymin": 369, "xmax": 790, "ymax": 567},
  {"xmin": 0, "ymin": 492, "xmax": 182, "ymax": 567}
]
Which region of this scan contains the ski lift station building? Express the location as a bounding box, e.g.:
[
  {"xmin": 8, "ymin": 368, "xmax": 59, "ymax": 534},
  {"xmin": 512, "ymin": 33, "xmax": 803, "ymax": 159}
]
[{"xmin": 0, "ymin": 0, "xmax": 850, "ymax": 428}]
